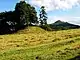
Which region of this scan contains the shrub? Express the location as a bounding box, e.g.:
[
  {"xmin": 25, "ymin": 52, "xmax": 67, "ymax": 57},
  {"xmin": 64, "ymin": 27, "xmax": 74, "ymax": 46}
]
[{"xmin": 40, "ymin": 25, "xmax": 52, "ymax": 31}]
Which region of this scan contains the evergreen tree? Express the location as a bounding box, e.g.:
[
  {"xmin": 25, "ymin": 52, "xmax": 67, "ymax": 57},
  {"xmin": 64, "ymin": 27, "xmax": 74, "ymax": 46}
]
[{"xmin": 39, "ymin": 6, "xmax": 47, "ymax": 26}]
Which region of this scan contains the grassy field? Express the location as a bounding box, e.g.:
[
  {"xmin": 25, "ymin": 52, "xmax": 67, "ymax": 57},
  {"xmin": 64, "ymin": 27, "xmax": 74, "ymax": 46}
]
[{"xmin": 0, "ymin": 26, "xmax": 80, "ymax": 60}]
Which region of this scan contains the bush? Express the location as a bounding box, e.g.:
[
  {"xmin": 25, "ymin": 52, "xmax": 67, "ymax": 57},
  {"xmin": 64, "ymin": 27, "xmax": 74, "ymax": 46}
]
[{"xmin": 40, "ymin": 25, "xmax": 52, "ymax": 31}]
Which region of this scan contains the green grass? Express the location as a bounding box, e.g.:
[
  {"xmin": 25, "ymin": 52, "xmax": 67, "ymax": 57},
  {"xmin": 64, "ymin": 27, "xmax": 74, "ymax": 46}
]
[{"xmin": 0, "ymin": 26, "xmax": 80, "ymax": 60}]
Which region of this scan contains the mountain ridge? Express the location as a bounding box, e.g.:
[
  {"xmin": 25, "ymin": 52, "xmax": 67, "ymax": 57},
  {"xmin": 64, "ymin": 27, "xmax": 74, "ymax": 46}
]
[{"xmin": 49, "ymin": 20, "xmax": 80, "ymax": 30}]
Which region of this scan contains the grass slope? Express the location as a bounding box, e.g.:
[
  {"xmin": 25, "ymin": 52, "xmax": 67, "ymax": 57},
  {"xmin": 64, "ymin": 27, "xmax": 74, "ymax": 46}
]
[
  {"xmin": 0, "ymin": 26, "xmax": 80, "ymax": 60},
  {"xmin": 17, "ymin": 26, "xmax": 46, "ymax": 34}
]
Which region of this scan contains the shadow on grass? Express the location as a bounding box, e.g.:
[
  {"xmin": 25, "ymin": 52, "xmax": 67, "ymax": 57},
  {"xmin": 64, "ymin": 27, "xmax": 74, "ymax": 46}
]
[{"xmin": 69, "ymin": 55, "xmax": 80, "ymax": 60}]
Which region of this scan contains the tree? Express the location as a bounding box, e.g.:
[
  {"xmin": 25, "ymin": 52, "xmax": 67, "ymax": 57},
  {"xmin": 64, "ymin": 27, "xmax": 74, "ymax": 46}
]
[
  {"xmin": 0, "ymin": 11, "xmax": 16, "ymax": 34},
  {"xmin": 15, "ymin": 1, "xmax": 38, "ymax": 27},
  {"xmin": 0, "ymin": 1, "xmax": 38, "ymax": 34},
  {"xmin": 15, "ymin": 1, "xmax": 28, "ymax": 27},
  {"xmin": 29, "ymin": 7, "xmax": 38, "ymax": 25},
  {"xmin": 39, "ymin": 6, "xmax": 47, "ymax": 26}
]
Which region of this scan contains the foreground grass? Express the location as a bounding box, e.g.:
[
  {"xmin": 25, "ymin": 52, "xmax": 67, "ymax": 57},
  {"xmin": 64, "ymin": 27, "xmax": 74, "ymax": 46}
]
[{"xmin": 0, "ymin": 27, "xmax": 80, "ymax": 60}]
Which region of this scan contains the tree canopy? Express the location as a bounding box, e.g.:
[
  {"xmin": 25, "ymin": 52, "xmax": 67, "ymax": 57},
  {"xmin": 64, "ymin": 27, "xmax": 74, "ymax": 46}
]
[
  {"xmin": 0, "ymin": 1, "xmax": 38, "ymax": 34},
  {"xmin": 15, "ymin": 1, "xmax": 38, "ymax": 28}
]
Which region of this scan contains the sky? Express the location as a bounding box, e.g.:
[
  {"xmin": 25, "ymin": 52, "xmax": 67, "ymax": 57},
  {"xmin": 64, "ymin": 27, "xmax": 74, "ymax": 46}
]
[{"xmin": 0, "ymin": 0, "xmax": 80, "ymax": 25}]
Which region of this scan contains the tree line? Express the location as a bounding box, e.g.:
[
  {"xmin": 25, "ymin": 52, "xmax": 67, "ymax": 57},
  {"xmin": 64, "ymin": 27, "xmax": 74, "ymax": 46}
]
[{"xmin": 0, "ymin": 1, "xmax": 48, "ymax": 34}]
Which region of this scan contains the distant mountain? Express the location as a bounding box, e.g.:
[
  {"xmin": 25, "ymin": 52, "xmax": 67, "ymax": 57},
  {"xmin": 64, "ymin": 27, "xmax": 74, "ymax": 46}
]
[{"xmin": 49, "ymin": 20, "xmax": 80, "ymax": 30}]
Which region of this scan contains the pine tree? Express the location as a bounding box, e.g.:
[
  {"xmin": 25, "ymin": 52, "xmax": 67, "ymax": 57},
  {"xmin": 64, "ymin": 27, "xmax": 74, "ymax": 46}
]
[{"xmin": 39, "ymin": 6, "xmax": 47, "ymax": 26}]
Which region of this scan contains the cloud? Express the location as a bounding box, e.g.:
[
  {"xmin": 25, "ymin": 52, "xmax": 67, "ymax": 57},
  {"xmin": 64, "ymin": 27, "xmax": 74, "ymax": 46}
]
[
  {"xmin": 25, "ymin": 0, "xmax": 28, "ymax": 3},
  {"xmin": 27, "ymin": 0, "xmax": 80, "ymax": 25},
  {"xmin": 48, "ymin": 16, "xmax": 80, "ymax": 25},
  {"xmin": 29, "ymin": 0, "xmax": 80, "ymax": 11},
  {"xmin": 20, "ymin": 0, "xmax": 25, "ymax": 1}
]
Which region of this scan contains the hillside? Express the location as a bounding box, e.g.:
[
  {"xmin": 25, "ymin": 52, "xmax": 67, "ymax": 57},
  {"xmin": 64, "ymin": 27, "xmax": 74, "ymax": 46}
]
[
  {"xmin": 17, "ymin": 26, "xmax": 46, "ymax": 34},
  {"xmin": 0, "ymin": 0, "xmax": 80, "ymax": 60},
  {"xmin": 50, "ymin": 20, "xmax": 80, "ymax": 30},
  {"xmin": 0, "ymin": 27, "xmax": 80, "ymax": 60}
]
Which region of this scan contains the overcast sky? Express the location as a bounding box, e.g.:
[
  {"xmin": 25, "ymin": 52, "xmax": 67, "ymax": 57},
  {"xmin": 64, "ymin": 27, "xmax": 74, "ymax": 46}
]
[{"xmin": 0, "ymin": 0, "xmax": 80, "ymax": 25}]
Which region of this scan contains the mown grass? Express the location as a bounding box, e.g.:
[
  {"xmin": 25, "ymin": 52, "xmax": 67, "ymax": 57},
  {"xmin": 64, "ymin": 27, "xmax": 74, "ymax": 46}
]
[{"xmin": 0, "ymin": 26, "xmax": 80, "ymax": 60}]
